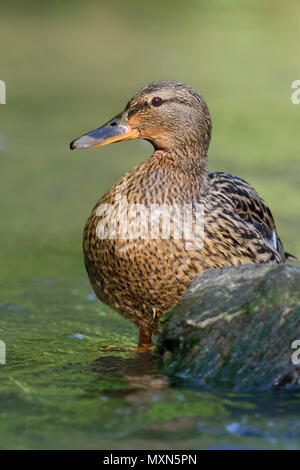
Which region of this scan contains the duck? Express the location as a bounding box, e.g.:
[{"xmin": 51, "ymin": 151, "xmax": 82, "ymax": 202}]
[{"xmin": 70, "ymin": 81, "xmax": 296, "ymax": 348}]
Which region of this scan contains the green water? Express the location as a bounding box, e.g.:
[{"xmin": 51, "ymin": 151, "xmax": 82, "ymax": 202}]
[
  {"xmin": 1, "ymin": 273, "xmax": 300, "ymax": 449},
  {"xmin": 1, "ymin": 0, "xmax": 300, "ymax": 449}
]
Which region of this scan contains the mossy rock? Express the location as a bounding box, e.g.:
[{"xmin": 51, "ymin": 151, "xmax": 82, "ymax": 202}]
[{"xmin": 158, "ymin": 264, "xmax": 300, "ymax": 392}]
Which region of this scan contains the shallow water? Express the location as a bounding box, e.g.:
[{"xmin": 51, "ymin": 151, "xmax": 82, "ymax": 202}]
[
  {"xmin": 0, "ymin": 277, "xmax": 299, "ymax": 450},
  {"xmin": 1, "ymin": 0, "xmax": 300, "ymax": 451}
]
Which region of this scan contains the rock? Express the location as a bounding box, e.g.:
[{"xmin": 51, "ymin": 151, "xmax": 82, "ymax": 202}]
[{"xmin": 158, "ymin": 264, "xmax": 300, "ymax": 392}]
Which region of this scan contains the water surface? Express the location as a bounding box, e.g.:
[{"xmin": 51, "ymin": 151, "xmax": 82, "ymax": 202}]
[
  {"xmin": 0, "ymin": 276, "xmax": 299, "ymax": 449},
  {"xmin": 1, "ymin": 0, "xmax": 300, "ymax": 450}
]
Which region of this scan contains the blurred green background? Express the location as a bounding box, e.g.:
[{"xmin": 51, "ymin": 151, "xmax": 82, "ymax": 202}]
[
  {"xmin": 1, "ymin": 0, "xmax": 299, "ymax": 285},
  {"xmin": 0, "ymin": 0, "xmax": 299, "ymax": 450}
]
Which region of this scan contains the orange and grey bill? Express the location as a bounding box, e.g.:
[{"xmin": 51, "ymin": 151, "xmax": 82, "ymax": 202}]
[{"xmin": 70, "ymin": 113, "xmax": 139, "ymax": 150}]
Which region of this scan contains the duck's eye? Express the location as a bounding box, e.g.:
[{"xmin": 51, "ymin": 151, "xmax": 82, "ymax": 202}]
[{"xmin": 151, "ymin": 96, "xmax": 163, "ymax": 107}]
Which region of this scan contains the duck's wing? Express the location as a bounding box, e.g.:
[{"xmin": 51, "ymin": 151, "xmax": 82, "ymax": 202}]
[{"xmin": 208, "ymin": 172, "xmax": 296, "ymax": 262}]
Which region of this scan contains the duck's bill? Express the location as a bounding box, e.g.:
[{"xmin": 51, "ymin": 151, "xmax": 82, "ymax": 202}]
[{"xmin": 70, "ymin": 114, "xmax": 139, "ymax": 150}]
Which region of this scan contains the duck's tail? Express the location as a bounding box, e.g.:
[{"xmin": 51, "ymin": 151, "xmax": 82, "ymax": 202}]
[{"xmin": 285, "ymin": 252, "xmax": 298, "ymax": 262}]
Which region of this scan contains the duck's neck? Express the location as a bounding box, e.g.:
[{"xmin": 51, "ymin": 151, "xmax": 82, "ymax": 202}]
[{"xmin": 151, "ymin": 147, "xmax": 209, "ymax": 196}]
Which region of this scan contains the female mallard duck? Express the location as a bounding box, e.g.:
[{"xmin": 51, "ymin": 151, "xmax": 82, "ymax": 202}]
[{"xmin": 71, "ymin": 81, "xmax": 295, "ymax": 347}]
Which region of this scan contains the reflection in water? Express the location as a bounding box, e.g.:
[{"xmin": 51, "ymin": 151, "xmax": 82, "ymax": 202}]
[
  {"xmin": 1, "ymin": 279, "xmax": 300, "ymax": 450},
  {"xmin": 91, "ymin": 350, "xmax": 170, "ymax": 404},
  {"xmin": 91, "ymin": 351, "xmax": 200, "ymax": 437},
  {"xmin": 92, "ymin": 349, "xmax": 160, "ymax": 376},
  {"xmin": 90, "ymin": 351, "xmax": 300, "ymax": 449}
]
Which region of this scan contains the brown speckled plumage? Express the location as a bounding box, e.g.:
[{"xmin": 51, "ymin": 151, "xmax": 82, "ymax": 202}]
[{"xmin": 72, "ymin": 81, "xmax": 293, "ymax": 345}]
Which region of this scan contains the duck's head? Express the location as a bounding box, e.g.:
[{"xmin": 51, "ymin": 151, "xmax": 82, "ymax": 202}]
[{"xmin": 70, "ymin": 81, "xmax": 212, "ymax": 154}]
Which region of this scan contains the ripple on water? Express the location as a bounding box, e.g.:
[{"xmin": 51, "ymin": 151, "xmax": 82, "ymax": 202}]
[{"xmin": 86, "ymin": 294, "xmax": 97, "ymax": 301}]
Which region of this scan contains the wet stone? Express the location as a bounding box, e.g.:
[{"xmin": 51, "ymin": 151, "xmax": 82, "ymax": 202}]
[{"xmin": 158, "ymin": 264, "xmax": 300, "ymax": 392}]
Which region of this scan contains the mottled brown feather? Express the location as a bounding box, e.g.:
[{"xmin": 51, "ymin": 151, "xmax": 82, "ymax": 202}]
[{"xmin": 80, "ymin": 81, "xmax": 293, "ymax": 334}]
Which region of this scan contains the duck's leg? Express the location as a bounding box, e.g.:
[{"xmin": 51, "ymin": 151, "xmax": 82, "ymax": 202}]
[
  {"xmin": 103, "ymin": 328, "xmax": 152, "ymax": 352},
  {"xmin": 138, "ymin": 328, "xmax": 152, "ymax": 348}
]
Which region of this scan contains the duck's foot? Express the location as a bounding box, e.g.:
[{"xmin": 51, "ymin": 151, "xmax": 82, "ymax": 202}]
[
  {"xmin": 103, "ymin": 344, "xmax": 124, "ymax": 351},
  {"xmin": 102, "ymin": 344, "xmax": 152, "ymax": 354},
  {"xmin": 101, "ymin": 329, "xmax": 153, "ymax": 354}
]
